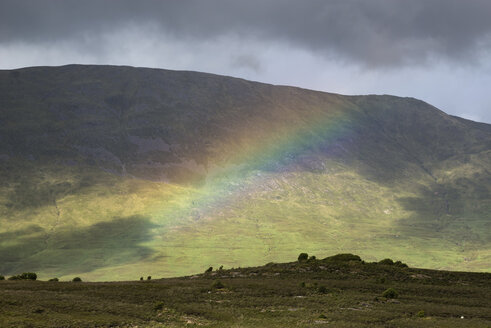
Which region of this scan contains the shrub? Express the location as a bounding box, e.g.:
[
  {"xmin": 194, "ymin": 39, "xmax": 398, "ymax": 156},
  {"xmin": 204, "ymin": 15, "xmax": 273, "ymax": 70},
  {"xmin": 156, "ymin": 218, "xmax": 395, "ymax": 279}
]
[
  {"xmin": 147, "ymin": 276, "xmax": 152, "ymax": 280},
  {"xmin": 417, "ymin": 310, "xmax": 425, "ymax": 318},
  {"xmin": 19, "ymin": 272, "xmax": 37, "ymax": 280},
  {"xmin": 325, "ymin": 253, "xmax": 361, "ymax": 262},
  {"xmin": 205, "ymin": 267, "xmax": 213, "ymax": 273},
  {"xmin": 378, "ymin": 259, "xmax": 408, "ymax": 267},
  {"xmin": 48, "ymin": 278, "xmax": 59, "ymax": 282},
  {"xmin": 378, "ymin": 258, "xmax": 394, "ymax": 265},
  {"xmin": 318, "ymin": 314, "xmax": 328, "ymax": 319},
  {"xmin": 7, "ymin": 272, "xmax": 37, "ymax": 281},
  {"xmin": 0, "ymin": 275, "xmax": 4, "ymax": 280},
  {"xmin": 317, "ymin": 286, "xmax": 328, "ymax": 294},
  {"xmin": 394, "ymin": 261, "xmax": 408, "ymax": 268},
  {"xmin": 298, "ymin": 253, "xmax": 309, "ymax": 262},
  {"xmin": 382, "ymin": 288, "xmax": 399, "ymax": 299},
  {"xmin": 154, "ymin": 301, "xmax": 165, "ymax": 311},
  {"xmin": 212, "ymin": 280, "xmax": 225, "ymax": 289},
  {"xmin": 308, "ymin": 255, "xmax": 316, "ymax": 261},
  {"xmin": 299, "ymin": 281, "xmax": 306, "ymax": 287},
  {"xmin": 376, "ymin": 277, "xmax": 386, "ymax": 284},
  {"xmin": 72, "ymin": 277, "xmax": 82, "ymax": 282},
  {"xmin": 140, "ymin": 277, "xmax": 143, "ymax": 281}
]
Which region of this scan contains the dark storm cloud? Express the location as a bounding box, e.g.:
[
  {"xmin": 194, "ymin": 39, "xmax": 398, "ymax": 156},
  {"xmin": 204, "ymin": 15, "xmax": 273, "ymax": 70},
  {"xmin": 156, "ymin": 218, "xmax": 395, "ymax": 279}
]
[{"xmin": 2, "ymin": 0, "xmax": 491, "ymax": 68}]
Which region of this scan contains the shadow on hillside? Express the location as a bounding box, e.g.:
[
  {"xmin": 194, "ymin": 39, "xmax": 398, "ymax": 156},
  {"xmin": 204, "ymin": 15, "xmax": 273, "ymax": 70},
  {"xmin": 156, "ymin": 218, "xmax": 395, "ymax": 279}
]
[
  {"xmin": 3, "ymin": 167, "xmax": 104, "ymax": 210},
  {"xmin": 244, "ymin": 106, "xmax": 430, "ymax": 185},
  {"xmin": 0, "ymin": 215, "xmax": 157, "ymax": 276},
  {"xmin": 393, "ymin": 178, "xmax": 490, "ymax": 245}
]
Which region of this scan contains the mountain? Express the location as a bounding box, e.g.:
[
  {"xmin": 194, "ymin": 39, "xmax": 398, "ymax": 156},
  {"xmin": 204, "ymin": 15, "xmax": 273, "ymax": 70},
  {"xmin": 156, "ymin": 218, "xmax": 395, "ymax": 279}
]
[{"xmin": 0, "ymin": 64, "xmax": 489, "ymax": 280}]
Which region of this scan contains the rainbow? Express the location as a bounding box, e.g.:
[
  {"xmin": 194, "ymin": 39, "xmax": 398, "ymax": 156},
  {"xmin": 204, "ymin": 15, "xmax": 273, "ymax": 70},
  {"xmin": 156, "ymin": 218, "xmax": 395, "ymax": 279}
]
[{"xmin": 150, "ymin": 97, "xmax": 359, "ymax": 230}]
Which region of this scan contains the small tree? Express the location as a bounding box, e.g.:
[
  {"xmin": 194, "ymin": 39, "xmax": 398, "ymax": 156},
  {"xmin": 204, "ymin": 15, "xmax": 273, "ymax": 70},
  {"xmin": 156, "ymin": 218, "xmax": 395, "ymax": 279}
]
[
  {"xmin": 48, "ymin": 278, "xmax": 59, "ymax": 282},
  {"xmin": 205, "ymin": 267, "xmax": 213, "ymax": 273},
  {"xmin": 0, "ymin": 275, "xmax": 4, "ymax": 280},
  {"xmin": 72, "ymin": 277, "xmax": 82, "ymax": 282},
  {"xmin": 298, "ymin": 253, "xmax": 309, "ymax": 262},
  {"xmin": 147, "ymin": 276, "xmax": 152, "ymax": 280}
]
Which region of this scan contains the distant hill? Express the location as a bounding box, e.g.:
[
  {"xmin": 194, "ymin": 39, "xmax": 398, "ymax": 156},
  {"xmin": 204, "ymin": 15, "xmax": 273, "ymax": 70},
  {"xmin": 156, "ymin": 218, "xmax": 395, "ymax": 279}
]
[{"xmin": 0, "ymin": 65, "xmax": 489, "ymax": 280}]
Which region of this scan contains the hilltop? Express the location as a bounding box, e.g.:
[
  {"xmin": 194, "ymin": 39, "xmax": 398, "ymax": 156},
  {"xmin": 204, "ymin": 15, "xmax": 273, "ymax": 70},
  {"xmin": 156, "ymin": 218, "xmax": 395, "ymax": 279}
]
[
  {"xmin": 1, "ymin": 254, "xmax": 490, "ymax": 327},
  {"xmin": 0, "ymin": 65, "xmax": 490, "ymax": 280}
]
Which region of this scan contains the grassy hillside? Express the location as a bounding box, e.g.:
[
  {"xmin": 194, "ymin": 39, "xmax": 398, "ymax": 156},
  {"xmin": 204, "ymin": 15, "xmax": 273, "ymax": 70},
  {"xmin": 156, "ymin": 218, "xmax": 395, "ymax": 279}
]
[
  {"xmin": 1, "ymin": 255, "xmax": 490, "ymax": 327},
  {"xmin": 0, "ymin": 65, "xmax": 490, "ymax": 280}
]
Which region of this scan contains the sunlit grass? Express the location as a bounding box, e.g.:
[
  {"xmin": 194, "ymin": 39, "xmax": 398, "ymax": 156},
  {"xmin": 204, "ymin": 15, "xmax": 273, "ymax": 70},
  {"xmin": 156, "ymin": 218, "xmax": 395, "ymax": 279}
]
[{"xmin": 2, "ymin": 155, "xmax": 488, "ymax": 282}]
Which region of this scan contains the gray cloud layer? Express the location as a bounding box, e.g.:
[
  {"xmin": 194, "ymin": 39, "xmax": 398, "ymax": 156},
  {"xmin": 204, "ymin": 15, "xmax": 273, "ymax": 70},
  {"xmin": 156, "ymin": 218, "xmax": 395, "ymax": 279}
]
[
  {"xmin": 1, "ymin": 1, "xmax": 491, "ymax": 122},
  {"xmin": 2, "ymin": 0, "xmax": 491, "ymax": 67}
]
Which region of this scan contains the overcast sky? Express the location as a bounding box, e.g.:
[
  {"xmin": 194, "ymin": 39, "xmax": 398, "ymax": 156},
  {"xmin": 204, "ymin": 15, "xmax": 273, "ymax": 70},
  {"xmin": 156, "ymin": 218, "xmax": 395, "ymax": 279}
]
[{"xmin": 1, "ymin": 0, "xmax": 490, "ymax": 123}]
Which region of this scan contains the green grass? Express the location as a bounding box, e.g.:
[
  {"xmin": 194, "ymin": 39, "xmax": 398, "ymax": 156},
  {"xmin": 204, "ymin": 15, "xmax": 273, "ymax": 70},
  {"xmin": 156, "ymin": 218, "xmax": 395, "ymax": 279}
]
[
  {"xmin": 1, "ymin": 161, "xmax": 488, "ymax": 281},
  {"xmin": 0, "ymin": 255, "xmax": 489, "ymax": 327}
]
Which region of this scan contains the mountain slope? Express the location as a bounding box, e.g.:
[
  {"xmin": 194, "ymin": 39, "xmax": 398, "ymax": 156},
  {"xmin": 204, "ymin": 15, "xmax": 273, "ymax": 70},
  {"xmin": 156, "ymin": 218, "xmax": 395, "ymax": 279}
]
[{"xmin": 0, "ymin": 65, "xmax": 490, "ymax": 280}]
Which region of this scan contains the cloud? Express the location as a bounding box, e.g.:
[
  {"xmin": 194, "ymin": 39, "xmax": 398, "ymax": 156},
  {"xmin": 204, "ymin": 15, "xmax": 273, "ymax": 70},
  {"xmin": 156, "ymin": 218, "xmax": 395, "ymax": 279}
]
[
  {"xmin": 0, "ymin": 0, "xmax": 490, "ymax": 123},
  {"xmin": 230, "ymin": 54, "xmax": 262, "ymax": 73},
  {"xmin": 2, "ymin": 0, "xmax": 491, "ymax": 68}
]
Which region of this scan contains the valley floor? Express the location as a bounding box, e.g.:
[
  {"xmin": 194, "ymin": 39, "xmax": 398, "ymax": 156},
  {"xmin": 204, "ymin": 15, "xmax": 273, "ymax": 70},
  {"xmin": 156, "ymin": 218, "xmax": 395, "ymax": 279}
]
[{"xmin": 1, "ymin": 256, "xmax": 490, "ymax": 327}]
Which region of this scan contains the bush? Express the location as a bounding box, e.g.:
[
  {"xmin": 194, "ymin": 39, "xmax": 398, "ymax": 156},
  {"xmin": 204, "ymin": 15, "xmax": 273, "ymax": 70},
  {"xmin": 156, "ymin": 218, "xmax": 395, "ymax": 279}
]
[
  {"xmin": 147, "ymin": 276, "xmax": 152, "ymax": 280},
  {"xmin": 154, "ymin": 301, "xmax": 165, "ymax": 311},
  {"xmin": 48, "ymin": 278, "xmax": 59, "ymax": 282},
  {"xmin": 376, "ymin": 277, "xmax": 386, "ymax": 284},
  {"xmin": 308, "ymin": 255, "xmax": 316, "ymax": 261},
  {"xmin": 394, "ymin": 261, "xmax": 408, "ymax": 268},
  {"xmin": 72, "ymin": 277, "xmax": 82, "ymax": 282},
  {"xmin": 212, "ymin": 280, "xmax": 225, "ymax": 289},
  {"xmin": 7, "ymin": 272, "xmax": 37, "ymax": 281},
  {"xmin": 382, "ymin": 288, "xmax": 399, "ymax": 299},
  {"xmin": 417, "ymin": 310, "xmax": 425, "ymax": 318},
  {"xmin": 298, "ymin": 253, "xmax": 309, "ymax": 262},
  {"xmin": 205, "ymin": 267, "xmax": 213, "ymax": 273},
  {"xmin": 20, "ymin": 272, "xmax": 37, "ymax": 280},
  {"xmin": 378, "ymin": 259, "xmax": 408, "ymax": 267},
  {"xmin": 378, "ymin": 258, "xmax": 394, "ymax": 265},
  {"xmin": 317, "ymin": 286, "xmax": 328, "ymax": 294},
  {"xmin": 0, "ymin": 275, "xmax": 4, "ymax": 280},
  {"xmin": 325, "ymin": 253, "xmax": 362, "ymax": 262}
]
